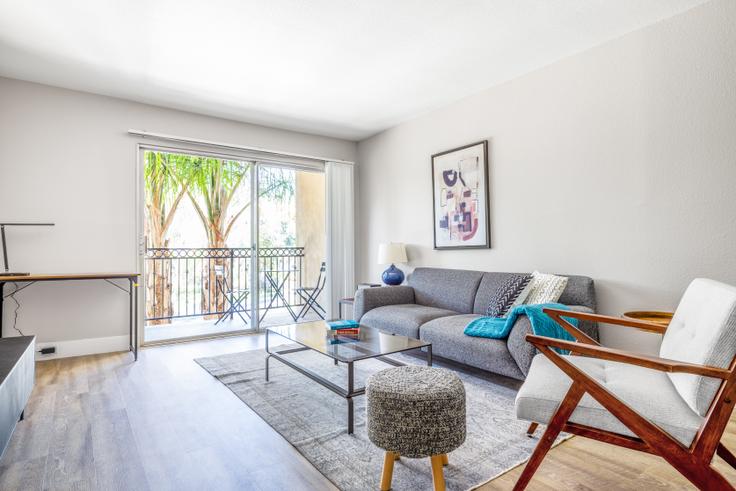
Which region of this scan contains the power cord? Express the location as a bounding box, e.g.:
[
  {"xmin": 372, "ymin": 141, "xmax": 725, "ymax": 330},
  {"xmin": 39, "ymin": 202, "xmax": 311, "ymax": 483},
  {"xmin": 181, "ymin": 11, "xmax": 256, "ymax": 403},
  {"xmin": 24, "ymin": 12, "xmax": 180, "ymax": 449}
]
[{"xmin": 8, "ymin": 284, "xmax": 26, "ymax": 337}]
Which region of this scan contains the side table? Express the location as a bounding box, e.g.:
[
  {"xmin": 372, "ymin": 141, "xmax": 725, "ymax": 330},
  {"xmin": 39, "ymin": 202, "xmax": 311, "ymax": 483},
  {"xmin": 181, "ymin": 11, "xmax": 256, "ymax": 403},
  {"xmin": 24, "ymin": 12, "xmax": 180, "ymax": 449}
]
[
  {"xmin": 339, "ymin": 298, "xmax": 354, "ymax": 320},
  {"xmin": 339, "ymin": 283, "xmax": 381, "ymax": 320},
  {"xmin": 623, "ymin": 311, "xmax": 674, "ymax": 326}
]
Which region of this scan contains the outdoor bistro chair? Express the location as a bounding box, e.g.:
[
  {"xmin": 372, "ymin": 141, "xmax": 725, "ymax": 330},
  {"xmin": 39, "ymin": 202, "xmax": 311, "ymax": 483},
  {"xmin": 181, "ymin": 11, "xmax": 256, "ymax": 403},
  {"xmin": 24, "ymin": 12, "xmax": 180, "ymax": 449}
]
[
  {"xmin": 514, "ymin": 278, "xmax": 736, "ymax": 490},
  {"xmin": 296, "ymin": 262, "xmax": 327, "ymax": 320},
  {"xmin": 214, "ymin": 265, "xmax": 250, "ymax": 325}
]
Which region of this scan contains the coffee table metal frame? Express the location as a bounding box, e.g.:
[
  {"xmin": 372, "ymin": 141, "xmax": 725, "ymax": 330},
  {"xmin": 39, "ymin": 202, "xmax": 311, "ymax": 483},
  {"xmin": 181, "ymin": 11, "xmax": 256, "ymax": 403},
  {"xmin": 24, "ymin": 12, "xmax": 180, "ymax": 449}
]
[{"xmin": 265, "ymin": 327, "xmax": 432, "ymax": 434}]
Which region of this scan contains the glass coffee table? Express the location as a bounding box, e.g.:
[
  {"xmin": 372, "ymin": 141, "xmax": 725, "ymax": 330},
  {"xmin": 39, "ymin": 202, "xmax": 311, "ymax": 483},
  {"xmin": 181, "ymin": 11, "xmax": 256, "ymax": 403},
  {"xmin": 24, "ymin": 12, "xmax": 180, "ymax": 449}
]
[{"xmin": 265, "ymin": 321, "xmax": 432, "ymax": 434}]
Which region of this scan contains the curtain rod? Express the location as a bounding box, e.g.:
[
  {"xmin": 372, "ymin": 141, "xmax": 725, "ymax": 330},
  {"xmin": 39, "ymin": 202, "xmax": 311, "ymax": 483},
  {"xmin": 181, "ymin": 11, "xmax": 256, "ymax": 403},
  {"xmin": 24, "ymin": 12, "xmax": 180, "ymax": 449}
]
[{"xmin": 127, "ymin": 129, "xmax": 355, "ymax": 165}]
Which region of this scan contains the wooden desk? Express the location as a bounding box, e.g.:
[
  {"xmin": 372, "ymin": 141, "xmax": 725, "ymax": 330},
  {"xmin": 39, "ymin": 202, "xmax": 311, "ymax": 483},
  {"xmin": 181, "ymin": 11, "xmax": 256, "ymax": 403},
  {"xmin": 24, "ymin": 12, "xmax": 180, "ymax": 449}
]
[{"xmin": 0, "ymin": 273, "xmax": 140, "ymax": 360}]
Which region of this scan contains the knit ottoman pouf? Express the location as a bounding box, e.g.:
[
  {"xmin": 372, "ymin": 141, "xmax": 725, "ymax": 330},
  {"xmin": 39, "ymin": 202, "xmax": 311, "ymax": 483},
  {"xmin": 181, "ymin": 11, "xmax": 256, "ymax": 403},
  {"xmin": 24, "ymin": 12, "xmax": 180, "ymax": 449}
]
[{"xmin": 366, "ymin": 366, "xmax": 466, "ymax": 491}]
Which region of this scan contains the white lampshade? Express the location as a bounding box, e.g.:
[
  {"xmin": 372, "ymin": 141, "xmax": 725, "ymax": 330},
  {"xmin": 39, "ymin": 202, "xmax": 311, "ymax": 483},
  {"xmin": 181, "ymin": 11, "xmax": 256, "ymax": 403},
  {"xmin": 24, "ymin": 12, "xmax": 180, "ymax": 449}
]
[{"xmin": 377, "ymin": 242, "xmax": 408, "ymax": 265}]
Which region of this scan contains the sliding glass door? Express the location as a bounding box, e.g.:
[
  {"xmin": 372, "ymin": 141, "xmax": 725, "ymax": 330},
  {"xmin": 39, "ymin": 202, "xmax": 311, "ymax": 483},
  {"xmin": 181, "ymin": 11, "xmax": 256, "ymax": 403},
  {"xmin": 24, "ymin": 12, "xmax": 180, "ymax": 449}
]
[
  {"xmin": 141, "ymin": 149, "xmax": 257, "ymax": 343},
  {"xmin": 257, "ymin": 165, "xmax": 326, "ymax": 327},
  {"xmin": 140, "ymin": 147, "xmax": 326, "ymax": 344}
]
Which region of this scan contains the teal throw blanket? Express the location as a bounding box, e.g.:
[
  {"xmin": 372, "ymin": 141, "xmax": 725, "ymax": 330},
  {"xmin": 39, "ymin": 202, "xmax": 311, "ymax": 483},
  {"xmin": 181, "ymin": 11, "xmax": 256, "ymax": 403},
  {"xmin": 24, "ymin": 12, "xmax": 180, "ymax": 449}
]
[{"xmin": 464, "ymin": 303, "xmax": 577, "ymax": 354}]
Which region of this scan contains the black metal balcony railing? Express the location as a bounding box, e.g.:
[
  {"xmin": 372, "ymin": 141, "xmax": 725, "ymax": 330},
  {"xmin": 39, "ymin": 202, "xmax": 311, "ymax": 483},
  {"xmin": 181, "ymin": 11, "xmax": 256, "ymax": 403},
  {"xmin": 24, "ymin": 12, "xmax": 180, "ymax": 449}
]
[{"xmin": 145, "ymin": 247, "xmax": 305, "ymax": 322}]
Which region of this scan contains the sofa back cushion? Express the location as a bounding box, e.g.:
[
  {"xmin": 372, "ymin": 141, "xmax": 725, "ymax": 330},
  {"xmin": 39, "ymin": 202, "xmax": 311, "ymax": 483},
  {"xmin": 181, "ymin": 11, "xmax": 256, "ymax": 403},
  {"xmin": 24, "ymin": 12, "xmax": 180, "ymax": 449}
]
[
  {"xmin": 408, "ymin": 267, "xmax": 484, "ymax": 313},
  {"xmin": 473, "ymin": 273, "xmax": 596, "ymax": 314},
  {"xmin": 659, "ymin": 278, "xmax": 736, "ymax": 416},
  {"xmin": 557, "ymin": 275, "xmax": 596, "ymax": 310}
]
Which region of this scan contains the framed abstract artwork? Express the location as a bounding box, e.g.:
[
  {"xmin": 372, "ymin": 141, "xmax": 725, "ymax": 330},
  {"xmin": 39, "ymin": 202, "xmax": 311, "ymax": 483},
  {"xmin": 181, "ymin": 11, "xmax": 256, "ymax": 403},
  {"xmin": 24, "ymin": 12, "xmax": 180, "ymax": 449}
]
[{"xmin": 431, "ymin": 140, "xmax": 490, "ymax": 250}]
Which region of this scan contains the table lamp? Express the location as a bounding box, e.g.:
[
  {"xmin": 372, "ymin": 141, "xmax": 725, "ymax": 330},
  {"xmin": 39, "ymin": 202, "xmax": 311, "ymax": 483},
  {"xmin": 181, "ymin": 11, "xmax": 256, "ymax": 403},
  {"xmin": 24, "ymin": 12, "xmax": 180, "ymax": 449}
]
[
  {"xmin": 377, "ymin": 242, "xmax": 408, "ymax": 286},
  {"xmin": 1, "ymin": 223, "xmax": 55, "ymax": 276}
]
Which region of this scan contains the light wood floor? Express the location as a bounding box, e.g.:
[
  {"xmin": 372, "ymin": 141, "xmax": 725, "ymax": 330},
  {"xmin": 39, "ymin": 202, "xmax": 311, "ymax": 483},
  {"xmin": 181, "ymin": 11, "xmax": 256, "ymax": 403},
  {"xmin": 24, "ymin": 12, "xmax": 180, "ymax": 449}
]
[
  {"xmin": 1, "ymin": 335, "xmax": 735, "ymax": 490},
  {"xmin": 0, "ymin": 335, "xmax": 336, "ymax": 491},
  {"xmin": 479, "ymin": 425, "xmax": 736, "ymax": 490}
]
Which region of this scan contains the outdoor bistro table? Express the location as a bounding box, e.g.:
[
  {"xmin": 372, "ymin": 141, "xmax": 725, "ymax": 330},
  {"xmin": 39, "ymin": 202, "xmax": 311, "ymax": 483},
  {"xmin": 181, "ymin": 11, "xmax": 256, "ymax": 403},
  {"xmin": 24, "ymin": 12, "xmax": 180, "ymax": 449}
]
[
  {"xmin": 259, "ymin": 269, "xmax": 299, "ymax": 323},
  {"xmin": 265, "ymin": 320, "xmax": 432, "ymax": 434}
]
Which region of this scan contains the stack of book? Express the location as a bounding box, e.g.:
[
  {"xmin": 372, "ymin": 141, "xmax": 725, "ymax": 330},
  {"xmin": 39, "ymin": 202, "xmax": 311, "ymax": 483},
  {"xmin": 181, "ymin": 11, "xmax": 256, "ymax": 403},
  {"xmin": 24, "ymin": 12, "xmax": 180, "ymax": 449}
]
[{"xmin": 326, "ymin": 320, "xmax": 361, "ymax": 342}]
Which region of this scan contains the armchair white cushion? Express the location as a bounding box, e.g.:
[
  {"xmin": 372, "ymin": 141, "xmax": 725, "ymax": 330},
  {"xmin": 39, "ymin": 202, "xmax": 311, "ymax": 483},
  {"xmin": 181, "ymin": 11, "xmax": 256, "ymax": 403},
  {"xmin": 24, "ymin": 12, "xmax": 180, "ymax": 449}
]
[
  {"xmin": 516, "ymin": 355, "xmax": 703, "ymax": 446},
  {"xmin": 659, "ymin": 278, "xmax": 736, "ymax": 416}
]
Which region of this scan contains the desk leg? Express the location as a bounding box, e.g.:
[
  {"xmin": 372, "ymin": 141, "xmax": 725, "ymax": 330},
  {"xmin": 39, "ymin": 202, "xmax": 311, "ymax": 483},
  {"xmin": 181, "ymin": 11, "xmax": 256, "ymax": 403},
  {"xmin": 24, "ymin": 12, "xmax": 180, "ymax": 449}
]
[
  {"xmin": 128, "ymin": 278, "xmax": 133, "ymax": 354},
  {"xmin": 0, "ymin": 282, "xmax": 4, "ymax": 338},
  {"xmin": 134, "ymin": 279, "xmax": 138, "ymax": 361}
]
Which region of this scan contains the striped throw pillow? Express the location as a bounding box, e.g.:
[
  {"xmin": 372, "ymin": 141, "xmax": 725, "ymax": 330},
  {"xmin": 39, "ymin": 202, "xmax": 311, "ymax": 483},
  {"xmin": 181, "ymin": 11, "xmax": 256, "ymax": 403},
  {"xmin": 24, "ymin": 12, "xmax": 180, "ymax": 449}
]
[{"xmin": 486, "ymin": 274, "xmax": 533, "ymax": 318}]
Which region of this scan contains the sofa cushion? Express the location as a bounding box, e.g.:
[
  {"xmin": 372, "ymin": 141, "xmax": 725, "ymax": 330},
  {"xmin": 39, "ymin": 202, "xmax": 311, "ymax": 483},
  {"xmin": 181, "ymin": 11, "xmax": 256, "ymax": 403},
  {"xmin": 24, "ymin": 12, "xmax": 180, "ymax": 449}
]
[
  {"xmin": 419, "ymin": 314, "xmax": 525, "ymax": 380},
  {"xmin": 361, "ymin": 304, "xmax": 457, "ymax": 339},
  {"xmin": 475, "ymin": 273, "xmax": 596, "ymax": 312},
  {"xmin": 557, "ymin": 275, "xmax": 596, "ymax": 310},
  {"xmin": 353, "ymin": 285, "xmax": 415, "ymax": 321},
  {"xmin": 516, "ymin": 354, "xmax": 703, "ymax": 446},
  {"xmin": 408, "ymin": 268, "xmax": 483, "ymax": 314}
]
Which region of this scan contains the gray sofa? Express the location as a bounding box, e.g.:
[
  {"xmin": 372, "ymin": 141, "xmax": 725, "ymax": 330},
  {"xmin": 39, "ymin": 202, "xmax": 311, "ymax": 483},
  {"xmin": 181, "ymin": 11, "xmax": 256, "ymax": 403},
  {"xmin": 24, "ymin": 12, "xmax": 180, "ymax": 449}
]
[{"xmin": 353, "ymin": 267, "xmax": 597, "ymax": 380}]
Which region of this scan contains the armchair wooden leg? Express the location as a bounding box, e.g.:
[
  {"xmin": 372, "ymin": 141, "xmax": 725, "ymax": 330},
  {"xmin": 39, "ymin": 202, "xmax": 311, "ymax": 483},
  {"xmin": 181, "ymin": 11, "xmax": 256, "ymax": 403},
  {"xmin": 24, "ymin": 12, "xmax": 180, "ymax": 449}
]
[
  {"xmin": 526, "ymin": 422, "xmax": 538, "ymax": 437},
  {"xmin": 430, "ymin": 455, "xmax": 446, "ymax": 491},
  {"xmin": 718, "ymin": 443, "xmax": 736, "ymax": 470},
  {"xmin": 381, "ymin": 451, "xmax": 398, "ymax": 491},
  {"xmin": 684, "ymin": 465, "xmax": 733, "ymax": 490},
  {"xmin": 441, "ymin": 454, "xmax": 448, "ymax": 466},
  {"xmin": 513, "ymin": 384, "xmax": 585, "ymax": 491}
]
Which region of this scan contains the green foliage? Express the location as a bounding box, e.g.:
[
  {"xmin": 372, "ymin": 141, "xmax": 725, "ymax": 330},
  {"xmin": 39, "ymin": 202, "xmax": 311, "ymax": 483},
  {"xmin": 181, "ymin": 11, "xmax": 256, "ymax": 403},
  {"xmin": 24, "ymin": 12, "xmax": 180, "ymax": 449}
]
[
  {"xmin": 144, "ymin": 151, "xmax": 194, "ymax": 247},
  {"xmin": 144, "ymin": 150, "xmax": 295, "ymax": 248}
]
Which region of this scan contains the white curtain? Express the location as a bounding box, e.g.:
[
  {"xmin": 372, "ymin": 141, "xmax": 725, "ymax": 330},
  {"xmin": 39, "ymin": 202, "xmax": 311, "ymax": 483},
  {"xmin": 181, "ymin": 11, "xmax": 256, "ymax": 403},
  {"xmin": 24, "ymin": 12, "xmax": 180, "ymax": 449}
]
[{"xmin": 325, "ymin": 161, "xmax": 355, "ymax": 318}]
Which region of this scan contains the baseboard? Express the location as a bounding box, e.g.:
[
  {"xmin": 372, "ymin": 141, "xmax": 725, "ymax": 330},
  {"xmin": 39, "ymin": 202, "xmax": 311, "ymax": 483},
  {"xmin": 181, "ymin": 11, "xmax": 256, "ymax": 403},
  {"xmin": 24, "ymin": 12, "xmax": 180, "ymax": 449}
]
[{"xmin": 34, "ymin": 335, "xmax": 131, "ymax": 360}]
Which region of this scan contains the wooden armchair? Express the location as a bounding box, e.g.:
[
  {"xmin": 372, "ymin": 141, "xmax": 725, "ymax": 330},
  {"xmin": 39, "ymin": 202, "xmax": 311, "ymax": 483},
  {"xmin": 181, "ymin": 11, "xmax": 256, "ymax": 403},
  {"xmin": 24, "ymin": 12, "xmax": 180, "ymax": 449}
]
[{"xmin": 514, "ymin": 278, "xmax": 736, "ymax": 490}]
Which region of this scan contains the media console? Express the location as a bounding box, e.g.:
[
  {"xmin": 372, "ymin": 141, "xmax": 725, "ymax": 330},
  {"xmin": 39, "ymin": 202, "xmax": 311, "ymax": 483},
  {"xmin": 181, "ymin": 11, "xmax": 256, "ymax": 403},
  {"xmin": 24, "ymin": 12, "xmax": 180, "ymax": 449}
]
[{"xmin": 0, "ymin": 335, "xmax": 35, "ymax": 459}]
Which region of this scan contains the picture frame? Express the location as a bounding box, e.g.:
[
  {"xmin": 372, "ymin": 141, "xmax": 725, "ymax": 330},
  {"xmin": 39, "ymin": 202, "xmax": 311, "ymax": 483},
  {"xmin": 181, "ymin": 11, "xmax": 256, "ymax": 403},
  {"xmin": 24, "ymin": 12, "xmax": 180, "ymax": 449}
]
[{"xmin": 431, "ymin": 140, "xmax": 490, "ymax": 250}]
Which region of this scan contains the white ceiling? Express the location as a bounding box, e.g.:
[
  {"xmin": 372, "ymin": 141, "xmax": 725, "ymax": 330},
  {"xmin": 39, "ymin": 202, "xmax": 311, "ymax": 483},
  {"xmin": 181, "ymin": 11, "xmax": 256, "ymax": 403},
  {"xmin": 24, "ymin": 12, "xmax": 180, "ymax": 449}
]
[{"xmin": 0, "ymin": 0, "xmax": 708, "ymax": 140}]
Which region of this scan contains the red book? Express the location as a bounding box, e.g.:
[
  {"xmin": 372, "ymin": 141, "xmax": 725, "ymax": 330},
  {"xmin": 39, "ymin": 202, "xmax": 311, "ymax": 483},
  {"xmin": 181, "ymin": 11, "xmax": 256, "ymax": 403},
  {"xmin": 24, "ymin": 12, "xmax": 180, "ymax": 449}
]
[{"xmin": 335, "ymin": 328, "xmax": 360, "ymax": 335}]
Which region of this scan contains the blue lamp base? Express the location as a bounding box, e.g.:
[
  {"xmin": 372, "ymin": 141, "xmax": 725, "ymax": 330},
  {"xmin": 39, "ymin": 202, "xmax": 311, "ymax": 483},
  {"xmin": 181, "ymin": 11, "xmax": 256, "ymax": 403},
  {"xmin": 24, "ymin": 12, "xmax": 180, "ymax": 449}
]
[{"xmin": 382, "ymin": 264, "xmax": 405, "ymax": 286}]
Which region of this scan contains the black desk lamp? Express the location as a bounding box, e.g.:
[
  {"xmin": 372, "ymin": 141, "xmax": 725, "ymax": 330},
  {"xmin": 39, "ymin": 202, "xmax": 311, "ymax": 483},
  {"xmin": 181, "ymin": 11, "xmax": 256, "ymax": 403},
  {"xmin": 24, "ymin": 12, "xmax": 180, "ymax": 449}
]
[{"xmin": 1, "ymin": 223, "xmax": 55, "ymax": 276}]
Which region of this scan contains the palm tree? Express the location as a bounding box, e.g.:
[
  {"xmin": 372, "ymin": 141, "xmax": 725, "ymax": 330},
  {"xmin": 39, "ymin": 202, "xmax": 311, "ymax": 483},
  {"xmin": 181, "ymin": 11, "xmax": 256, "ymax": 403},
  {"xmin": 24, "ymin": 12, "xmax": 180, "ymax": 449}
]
[
  {"xmin": 143, "ymin": 151, "xmax": 192, "ymax": 323},
  {"xmin": 186, "ymin": 158, "xmax": 293, "ymax": 316}
]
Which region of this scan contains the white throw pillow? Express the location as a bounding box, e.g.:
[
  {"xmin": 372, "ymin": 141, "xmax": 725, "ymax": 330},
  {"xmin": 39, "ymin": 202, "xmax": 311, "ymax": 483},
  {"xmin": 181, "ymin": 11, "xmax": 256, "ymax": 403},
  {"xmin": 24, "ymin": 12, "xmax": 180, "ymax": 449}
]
[{"xmin": 524, "ymin": 271, "xmax": 568, "ymax": 305}]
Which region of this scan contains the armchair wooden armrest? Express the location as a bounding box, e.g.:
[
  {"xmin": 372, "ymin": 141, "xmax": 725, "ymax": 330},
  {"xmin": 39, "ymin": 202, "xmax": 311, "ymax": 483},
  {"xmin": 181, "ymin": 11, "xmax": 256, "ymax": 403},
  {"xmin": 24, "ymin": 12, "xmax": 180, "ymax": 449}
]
[
  {"xmin": 526, "ymin": 334, "xmax": 730, "ymax": 379},
  {"xmin": 543, "ymin": 308, "xmax": 668, "ymax": 334}
]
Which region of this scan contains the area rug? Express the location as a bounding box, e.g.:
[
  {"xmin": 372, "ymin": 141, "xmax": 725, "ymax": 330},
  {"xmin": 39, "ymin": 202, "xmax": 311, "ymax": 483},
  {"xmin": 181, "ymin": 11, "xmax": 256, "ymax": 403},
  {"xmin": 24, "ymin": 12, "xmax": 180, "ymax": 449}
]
[{"xmin": 195, "ymin": 347, "xmax": 566, "ymax": 491}]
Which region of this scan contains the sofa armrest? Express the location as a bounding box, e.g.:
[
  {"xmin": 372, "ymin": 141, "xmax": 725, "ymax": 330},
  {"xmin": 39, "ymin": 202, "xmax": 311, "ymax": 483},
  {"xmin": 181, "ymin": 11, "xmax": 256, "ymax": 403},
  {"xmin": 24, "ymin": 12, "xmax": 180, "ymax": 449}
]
[
  {"xmin": 353, "ymin": 286, "xmax": 415, "ymax": 321},
  {"xmin": 507, "ymin": 305, "xmax": 597, "ymax": 377}
]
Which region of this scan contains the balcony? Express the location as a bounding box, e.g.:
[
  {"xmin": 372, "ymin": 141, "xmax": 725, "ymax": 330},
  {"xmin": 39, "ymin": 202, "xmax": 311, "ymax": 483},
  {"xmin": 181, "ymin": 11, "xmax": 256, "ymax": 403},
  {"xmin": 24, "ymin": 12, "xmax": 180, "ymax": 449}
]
[{"xmin": 144, "ymin": 246, "xmax": 324, "ymax": 342}]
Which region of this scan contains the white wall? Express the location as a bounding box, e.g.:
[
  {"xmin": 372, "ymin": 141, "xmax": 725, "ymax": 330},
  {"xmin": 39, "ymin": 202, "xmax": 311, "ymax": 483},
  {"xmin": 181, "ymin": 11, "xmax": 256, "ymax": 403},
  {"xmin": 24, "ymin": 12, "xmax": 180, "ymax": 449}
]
[
  {"xmin": 356, "ymin": 0, "xmax": 736, "ymax": 353},
  {"xmin": 0, "ymin": 77, "xmax": 356, "ymax": 358}
]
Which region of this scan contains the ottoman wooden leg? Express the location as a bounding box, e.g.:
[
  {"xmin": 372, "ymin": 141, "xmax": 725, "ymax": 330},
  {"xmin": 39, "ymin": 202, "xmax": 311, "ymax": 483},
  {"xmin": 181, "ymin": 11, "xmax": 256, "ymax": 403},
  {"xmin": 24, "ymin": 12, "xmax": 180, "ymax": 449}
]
[
  {"xmin": 526, "ymin": 422, "xmax": 539, "ymax": 437},
  {"xmin": 441, "ymin": 454, "xmax": 448, "ymax": 466},
  {"xmin": 430, "ymin": 455, "xmax": 446, "ymax": 491},
  {"xmin": 381, "ymin": 451, "xmax": 398, "ymax": 490}
]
